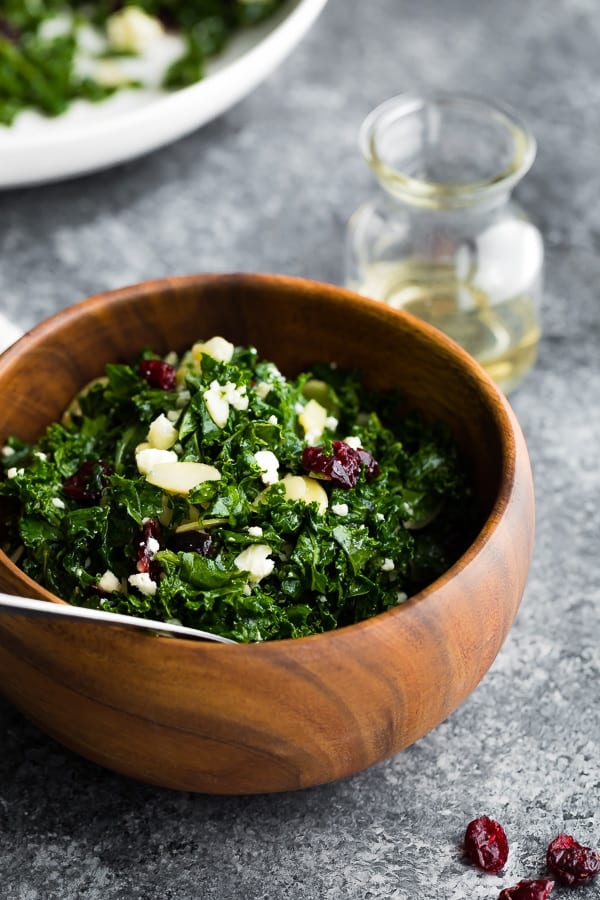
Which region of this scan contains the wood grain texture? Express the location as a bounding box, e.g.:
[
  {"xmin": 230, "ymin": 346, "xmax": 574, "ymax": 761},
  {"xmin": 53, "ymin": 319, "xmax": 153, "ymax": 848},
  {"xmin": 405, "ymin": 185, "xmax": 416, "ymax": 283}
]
[{"xmin": 0, "ymin": 274, "xmax": 534, "ymax": 793}]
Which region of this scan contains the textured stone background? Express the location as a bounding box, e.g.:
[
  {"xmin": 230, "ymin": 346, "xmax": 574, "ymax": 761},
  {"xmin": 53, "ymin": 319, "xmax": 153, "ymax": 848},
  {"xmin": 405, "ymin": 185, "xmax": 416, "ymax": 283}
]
[{"xmin": 1, "ymin": 1, "xmax": 599, "ymax": 898}]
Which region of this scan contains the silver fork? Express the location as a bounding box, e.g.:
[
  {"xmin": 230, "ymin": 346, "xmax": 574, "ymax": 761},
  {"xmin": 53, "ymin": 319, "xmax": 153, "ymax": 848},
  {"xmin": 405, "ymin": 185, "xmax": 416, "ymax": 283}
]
[{"xmin": 0, "ymin": 592, "xmax": 237, "ymax": 644}]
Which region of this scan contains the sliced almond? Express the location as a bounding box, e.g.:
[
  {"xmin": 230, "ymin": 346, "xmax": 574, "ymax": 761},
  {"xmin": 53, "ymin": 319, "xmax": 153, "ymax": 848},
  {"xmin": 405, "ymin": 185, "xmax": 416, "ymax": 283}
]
[
  {"xmin": 147, "ymin": 413, "xmax": 178, "ymax": 450},
  {"xmin": 298, "ymin": 398, "xmax": 328, "ymax": 444},
  {"xmin": 281, "ymin": 474, "xmax": 328, "ymax": 514},
  {"xmin": 146, "ymin": 461, "xmax": 221, "ymax": 496}
]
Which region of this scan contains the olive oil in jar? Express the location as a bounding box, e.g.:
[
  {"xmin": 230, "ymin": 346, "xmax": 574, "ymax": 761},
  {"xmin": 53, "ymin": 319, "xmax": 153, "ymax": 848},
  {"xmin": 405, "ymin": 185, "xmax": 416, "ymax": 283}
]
[
  {"xmin": 351, "ymin": 259, "xmax": 540, "ymax": 395},
  {"xmin": 345, "ymin": 92, "xmax": 544, "ymax": 394}
]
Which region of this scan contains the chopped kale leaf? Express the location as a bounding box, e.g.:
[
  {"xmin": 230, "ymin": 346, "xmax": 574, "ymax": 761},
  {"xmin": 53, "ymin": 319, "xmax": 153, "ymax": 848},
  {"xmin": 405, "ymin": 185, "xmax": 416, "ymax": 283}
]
[{"xmin": 0, "ymin": 337, "xmax": 481, "ymax": 642}]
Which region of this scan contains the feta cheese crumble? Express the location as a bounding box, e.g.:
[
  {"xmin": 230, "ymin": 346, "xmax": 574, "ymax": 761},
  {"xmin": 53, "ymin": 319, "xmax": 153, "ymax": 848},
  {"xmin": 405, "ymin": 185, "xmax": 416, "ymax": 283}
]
[
  {"xmin": 98, "ymin": 570, "xmax": 122, "ymax": 594},
  {"xmin": 38, "ymin": 13, "xmax": 72, "ymax": 42},
  {"xmin": 145, "ymin": 536, "xmax": 160, "ymax": 557},
  {"xmin": 331, "ymin": 502, "xmax": 349, "ymax": 516},
  {"xmin": 128, "ymin": 572, "xmax": 158, "ymax": 596},
  {"xmin": 234, "ymin": 544, "xmax": 274, "ymax": 584},
  {"xmin": 204, "ymin": 380, "xmax": 249, "ymax": 429},
  {"xmin": 253, "ymin": 449, "xmax": 279, "ymax": 485},
  {"xmin": 344, "ymin": 435, "xmax": 362, "ymax": 450},
  {"xmin": 381, "ymin": 558, "xmax": 395, "ymax": 572}
]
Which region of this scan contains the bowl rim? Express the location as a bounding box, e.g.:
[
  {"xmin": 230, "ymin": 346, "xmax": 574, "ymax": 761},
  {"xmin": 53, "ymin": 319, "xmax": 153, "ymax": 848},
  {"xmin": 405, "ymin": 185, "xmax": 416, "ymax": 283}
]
[{"xmin": 0, "ymin": 272, "xmax": 521, "ymax": 649}]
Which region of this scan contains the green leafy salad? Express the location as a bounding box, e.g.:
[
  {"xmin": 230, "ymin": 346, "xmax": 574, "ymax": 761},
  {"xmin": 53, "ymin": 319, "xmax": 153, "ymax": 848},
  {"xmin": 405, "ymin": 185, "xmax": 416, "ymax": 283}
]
[
  {"xmin": 0, "ymin": 1, "xmax": 287, "ymax": 126},
  {"xmin": 0, "ymin": 336, "xmax": 480, "ymax": 642}
]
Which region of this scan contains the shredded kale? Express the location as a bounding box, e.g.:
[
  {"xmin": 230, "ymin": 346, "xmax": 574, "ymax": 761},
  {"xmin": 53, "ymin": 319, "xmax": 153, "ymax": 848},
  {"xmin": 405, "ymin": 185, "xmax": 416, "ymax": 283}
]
[
  {"xmin": 0, "ymin": 338, "xmax": 481, "ymax": 642},
  {"xmin": 0, "ymin": 1, "xmax": 287, "ymax": 125}
]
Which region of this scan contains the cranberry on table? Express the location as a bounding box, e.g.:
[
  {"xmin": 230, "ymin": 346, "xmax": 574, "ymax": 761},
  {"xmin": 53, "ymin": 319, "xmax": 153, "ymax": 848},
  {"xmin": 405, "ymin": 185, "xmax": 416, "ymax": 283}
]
[
  {"xmin": 546, "ymin": 833, "xmax": 600, "ymax": 886},
  {"xmin": 138, "ymin": 358, "xmax": 177, "ymax": 391},
  {"xmin": 498, "ymin": 878, "xmax": 555, "ymax": 900},
  {"xmin": 463, "ymin": 815, "xmax": 509, "ymax": 874}
]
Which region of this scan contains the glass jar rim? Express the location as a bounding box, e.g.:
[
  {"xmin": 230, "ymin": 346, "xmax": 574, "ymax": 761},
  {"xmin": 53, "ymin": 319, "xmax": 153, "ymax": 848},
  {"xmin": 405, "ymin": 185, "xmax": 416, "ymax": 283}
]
[{"xmin": 359, "ymin": 90, "xmax": 537, "ymax": 208}]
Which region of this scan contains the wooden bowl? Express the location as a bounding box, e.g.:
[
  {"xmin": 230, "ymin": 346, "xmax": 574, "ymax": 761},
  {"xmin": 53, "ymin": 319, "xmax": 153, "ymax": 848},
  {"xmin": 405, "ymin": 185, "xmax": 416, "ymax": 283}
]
[{"xmin": 0, "ymin": 274, "xmax": 534, "ymax": 793}]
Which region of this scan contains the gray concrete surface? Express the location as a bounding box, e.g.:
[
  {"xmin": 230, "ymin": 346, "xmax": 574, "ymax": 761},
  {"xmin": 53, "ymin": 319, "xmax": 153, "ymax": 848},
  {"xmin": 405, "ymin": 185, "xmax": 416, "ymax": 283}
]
[{"xmin": 0, "ymin": 1, "xmax": 599, "ymax": 898}]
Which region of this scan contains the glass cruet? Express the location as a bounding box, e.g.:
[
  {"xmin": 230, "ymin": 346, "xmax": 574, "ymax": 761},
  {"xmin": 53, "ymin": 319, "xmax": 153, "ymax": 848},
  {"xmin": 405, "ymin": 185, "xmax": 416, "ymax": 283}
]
[{"xmin": 344, "ymin": 91, "xmax": 544, "ymax": 394}]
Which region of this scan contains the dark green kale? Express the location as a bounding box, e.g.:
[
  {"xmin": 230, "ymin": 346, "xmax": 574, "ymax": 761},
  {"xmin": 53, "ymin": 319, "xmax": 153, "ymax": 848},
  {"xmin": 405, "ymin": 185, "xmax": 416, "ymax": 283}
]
[{"xmin": 0, "ymin": 339, "xmax": 481, "ymax": 642}]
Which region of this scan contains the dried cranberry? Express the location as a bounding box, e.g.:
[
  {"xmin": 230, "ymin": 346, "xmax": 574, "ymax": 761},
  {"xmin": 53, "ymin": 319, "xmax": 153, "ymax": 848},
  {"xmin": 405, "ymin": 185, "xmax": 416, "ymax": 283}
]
[
  {"xmin": 304, "ymin": 442, "xmax": 361, "ymax": 488},
  {"xmin": 464, "ymin": 816, "xmax": 509, "ymax": 874},
  {"xmin": 168, "ymin": 529, "xmax": 213, "ymax": 556},
  {"xmin": 142, "ymin": 518, "xmax": 161, "ymax": 541},
  {"xmin": 498, "ymin": 879, "xmax": 554, "ymax": 900},
  {"xmin": 138, "ymin": 359, "xmax": 177, "ymax": 391},
  {"xmin": 356, "ymin": 447, "xmax": 380, "ymax": 479},
  {"xmin": 136, "ymin": 518, "xmax": 162, "ymax": 579},
  {"xmin": 302, "ymin": 440, "xmax": 379, "ymax": 489},
  {"xmin": 546, "ymin": 833, "xmax": 600, "ymax": 885},
  {"xmin": 62, "ymin": 460, "xmax": 112, "ymax": 503}
]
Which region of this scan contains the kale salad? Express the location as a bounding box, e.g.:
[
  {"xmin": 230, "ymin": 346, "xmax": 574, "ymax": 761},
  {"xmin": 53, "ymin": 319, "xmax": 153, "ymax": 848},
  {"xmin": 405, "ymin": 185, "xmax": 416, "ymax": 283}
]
[
  {"xmin": 0, "ymin": 337, "xmax": 480, "ymax": 642},
  {"xmin": 0, "ymin": 1, "xmax": 287, "ymax": 126}
]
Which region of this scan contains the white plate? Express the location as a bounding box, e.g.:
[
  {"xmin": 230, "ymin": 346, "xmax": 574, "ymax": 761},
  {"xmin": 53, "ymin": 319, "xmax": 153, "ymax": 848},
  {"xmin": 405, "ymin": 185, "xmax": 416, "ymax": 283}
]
[{"xmin": 0, "ymin": 0, "xmax": 328, "ymax": 189}]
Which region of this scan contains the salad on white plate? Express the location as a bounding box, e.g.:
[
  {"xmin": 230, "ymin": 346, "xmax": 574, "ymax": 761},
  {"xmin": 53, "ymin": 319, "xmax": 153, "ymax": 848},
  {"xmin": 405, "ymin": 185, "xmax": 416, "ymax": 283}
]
[{"xmin": 0, "ymin": 0, "xmax": 329, "ymax": 187}]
